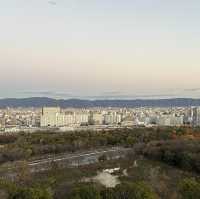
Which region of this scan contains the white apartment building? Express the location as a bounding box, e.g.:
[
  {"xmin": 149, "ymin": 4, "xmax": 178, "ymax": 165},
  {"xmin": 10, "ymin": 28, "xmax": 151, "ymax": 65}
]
[
  {"xmin": 156, "ymin": 115, "xmax": 183, "ymax": 126},
  {"xmin": 91, "ymin": 113, "xmax": 104, "ymax": 125},
  {"xmin": 170, "ymin": 116, "xmax": 184, "ymax": 126},
  {"xmin": 192, "ymin": 107, "xmax": 200, "ymax": 126},
  {"xmin": 104, "ymin": 112, "xmax": 122, "ymax": 124},
  {"xmin": 41, "ymin": 107, "xmax": 89, "ymax": 127},
  {"xmin": 40, "ymin": 107, "xmax": 64, "ymax": 127},
  {"xmin": 74, "ymin": 113, "xmax": 89, "ymax": 124},
  {"xmin": 156, "ymin": 116, "xmax": 171, "ymax": 126},
  {"xmin": 65, "ymin": 114, "xmax": 75, "ymax": 125}
]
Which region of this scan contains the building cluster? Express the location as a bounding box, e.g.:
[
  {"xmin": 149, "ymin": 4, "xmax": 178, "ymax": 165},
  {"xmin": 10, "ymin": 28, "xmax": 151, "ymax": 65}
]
[
  {"xmin": 0, "ymin": 106, "xmax": 200, "ymax": 133},
  {"xmin": 40, "ymin": 107, "xmax": 122, "ymax": 127},
  {"xmin": 0, "ymin": 108, "xmax": 40, "ymax": 132}
]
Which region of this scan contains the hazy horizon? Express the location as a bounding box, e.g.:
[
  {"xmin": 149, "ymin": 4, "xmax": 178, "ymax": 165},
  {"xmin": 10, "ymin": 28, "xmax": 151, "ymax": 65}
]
[
  {"xmin": 1, "ymin": 89, "xmax": 200, "ymax": 100},
  {"xmin": 1, "ymin": 0, "xmax": 200, "ymax": 99}
]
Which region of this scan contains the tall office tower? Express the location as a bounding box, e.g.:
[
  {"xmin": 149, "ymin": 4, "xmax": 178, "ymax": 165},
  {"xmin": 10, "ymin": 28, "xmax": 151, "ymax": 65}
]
[{"xmin": 192, "ymin": 107, "xmax": 200, "ymax": 126}]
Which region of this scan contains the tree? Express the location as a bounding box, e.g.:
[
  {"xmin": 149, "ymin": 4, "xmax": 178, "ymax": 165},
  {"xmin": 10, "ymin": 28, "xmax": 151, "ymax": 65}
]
[
  {"xmin": 69, "ymin": 184, "xmax": 101, "ymax": 199},
  {"xmin": 100, "ymin": 188, "xmax": 115, "ymax": 199},
  {"xmin": 126, "ymin": 136, "xmax": 136, "ymax": 146},
  {"xmin": 15, "ymin": 161, "xmax": 31, "ymax": 185},
  {"xmin": 180, "ymin": 152, "xmax": 193, "ymax": 170},
  {"xmin": 9, "ymin": 187, "xmax": 53, "ymax": 199},
  {"xmin": 114, "ymin": 182, "xmax": 158, "ymax": 199},
  {"xmin": 132, "ymin": 182, "xmax": 158, "ymax": 199},
  {"xmin": 179, "ymin": 178, "xmax": 200, "ymax": 199}
]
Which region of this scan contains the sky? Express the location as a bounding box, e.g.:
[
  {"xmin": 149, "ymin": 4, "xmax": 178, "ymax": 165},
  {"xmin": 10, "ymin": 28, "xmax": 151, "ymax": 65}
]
[{"xmin": 0, "ymin": 0, "xmax": 200, "ymax": 99}]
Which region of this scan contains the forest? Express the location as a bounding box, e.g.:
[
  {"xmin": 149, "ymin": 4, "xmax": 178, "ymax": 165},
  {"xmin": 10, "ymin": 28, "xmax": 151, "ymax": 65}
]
[{"xmin": 0, "ymin": 127, "xmax": 200, "ymax": 199}]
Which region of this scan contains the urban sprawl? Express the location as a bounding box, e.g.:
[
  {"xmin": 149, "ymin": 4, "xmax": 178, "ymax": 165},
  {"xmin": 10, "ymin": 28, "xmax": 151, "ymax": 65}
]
[{"xmin": 0, "ymin": 106, "xmax": 200, "ymax": 133}]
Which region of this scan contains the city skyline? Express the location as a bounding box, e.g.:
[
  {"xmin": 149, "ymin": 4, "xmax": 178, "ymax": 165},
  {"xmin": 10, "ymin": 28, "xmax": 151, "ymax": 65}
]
[{"xmin": 1, "ymin": 0, "xmax": 200, "ymax": 98}]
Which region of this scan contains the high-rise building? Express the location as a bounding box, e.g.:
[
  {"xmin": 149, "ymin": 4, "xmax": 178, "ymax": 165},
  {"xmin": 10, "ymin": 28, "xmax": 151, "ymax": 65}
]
[
  {"xmin": 104, "ymin": 112, "xmax": 121, "ymax": 124},
  {"xmin": 90, "ymin": 113, "xmax": 104, "ymax": 125},
  {"xmin": 75, "ymin": 113, "xmax": 89, "ymax": 124},
  {"xmin": 40, "ymin": 107, "xmax": 89, "ymax": 127},
  {"xmin": 40, "ymin": 107, "xmax": 62, "ymax": 127},
  {"xmin": 192, "ymin": 107, "xmax": 200, "ymax": 126}
]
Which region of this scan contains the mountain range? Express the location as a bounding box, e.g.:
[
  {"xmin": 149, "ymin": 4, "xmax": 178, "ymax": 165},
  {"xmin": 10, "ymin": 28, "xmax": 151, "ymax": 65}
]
[{"xmin": 0, "ymin": 97, "xmax": 199, "ymax": 108}]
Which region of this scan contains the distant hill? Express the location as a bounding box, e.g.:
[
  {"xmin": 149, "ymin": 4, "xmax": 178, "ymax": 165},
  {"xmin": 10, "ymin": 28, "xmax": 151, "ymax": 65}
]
[{"xmin": 0, "ymin": 97, "xmax": 200, "ymax": 108}]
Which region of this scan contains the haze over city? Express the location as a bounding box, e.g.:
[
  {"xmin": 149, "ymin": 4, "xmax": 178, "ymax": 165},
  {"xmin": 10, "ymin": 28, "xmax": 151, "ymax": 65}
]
[{"xmin": 1, "ymin": 0, "xmax": 200, "ymax": 99}]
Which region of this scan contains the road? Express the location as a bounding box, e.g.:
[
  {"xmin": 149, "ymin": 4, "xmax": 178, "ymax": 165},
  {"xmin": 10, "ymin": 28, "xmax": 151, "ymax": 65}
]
[
  {"xmin": 1, "ymin": 147, "xmax": 132, "ymax": 176},
  {"xmin": 28, "ymin": 147, "xmax": 130, "ymax": 167}
]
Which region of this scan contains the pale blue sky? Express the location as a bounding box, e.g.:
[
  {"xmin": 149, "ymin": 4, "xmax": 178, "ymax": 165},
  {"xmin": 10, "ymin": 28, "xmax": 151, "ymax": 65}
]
[{"xmin": 1, "ymin": 0, "xmax": 200, "ymax": 99}]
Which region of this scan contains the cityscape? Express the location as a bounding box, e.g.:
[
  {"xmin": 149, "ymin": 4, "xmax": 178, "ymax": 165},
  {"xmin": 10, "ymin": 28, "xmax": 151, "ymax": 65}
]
[
  {"xmin": 1, "ymin": 0, "xmax": 200, "ymax": 199},
  {"xmin": 1, "ymin": 106, "xmax": 200, "ymax": 133}
]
